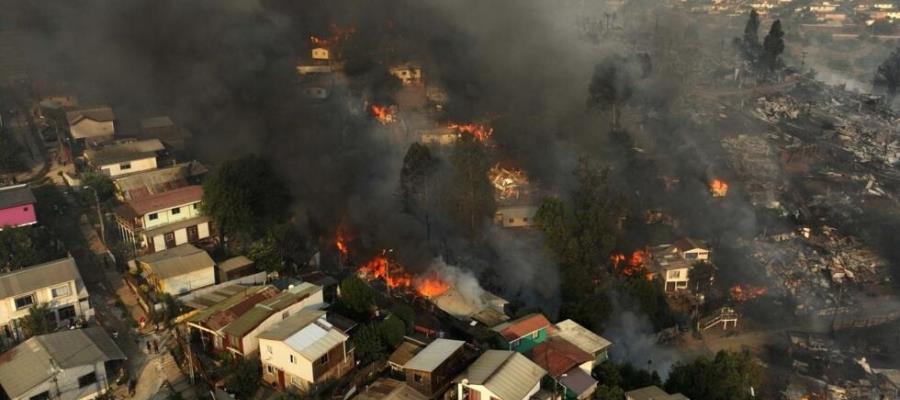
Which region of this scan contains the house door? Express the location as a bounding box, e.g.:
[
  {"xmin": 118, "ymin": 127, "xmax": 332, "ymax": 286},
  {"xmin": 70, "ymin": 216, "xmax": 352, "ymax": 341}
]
[
  {"xmin": 187, "ymin": 225, "xmax": 199, "ymax": 242},
  {"xmin": 277, "ymin": 370, "xmax": 285, "ymax": 389},
  {"xmin": 164, "ymin": 232, "xmax": 176, "ymax": 249}
]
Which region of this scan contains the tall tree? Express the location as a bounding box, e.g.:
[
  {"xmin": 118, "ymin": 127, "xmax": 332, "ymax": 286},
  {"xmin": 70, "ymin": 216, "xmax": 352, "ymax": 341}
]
[
  {"xmin": 447, "ymin": 135, "xmax": 494, "ymax": 236},
  {"xmin": 0, "ymin": 227, "xmax": 63, "ymax": 271},
  {"xmin": 202, "ymin": 155, "xmax": 291, "ymax": 243},
  {"xmin": 689, "ymin": 261, "xmax": 716, "ymax": 295},
  {"xmin": 762, "ymin": 20, "xmax": 785, "ymax": 72},
  {"xmin": 82, "ymin": 173, "xmax": 117, "ymax": 202},
  {"xmin": 875, "ymin": 46, "xmax": 900, "ymax": 97},
  {"xmin": 587, "ymin": 59, "xmax": 635, "ymax": 133},
  {"xmin": 400, "ymin": 143, "xmax": 438, "ymax": 213},
  {"xmin": 247, "ymin": 234, "xmax": 283, "ymax": 273},
  {"xmin": 741, "ymin": 9, "xmax": 762, "ymax": 60},
  {"xmin": 20, "ymin": 303, "xmax": 55, "ymax": 337},
  {"xmin": 339, "ymin": 276, "xmax": 376, "ymax": 315},
  {"xmin": 353, "ymin": 323, "xmax": 387, "ymax": 364},
  {"xmin": 223, "ymin": 358, "xmax": 261, "ymax": 398},
  {"xmin": 534, "ymin": 159, "xmax": 626, "ymax": 331},
  {"xmin": 665, "ymin": 350, "xmax": 762, "ymax": 400}
]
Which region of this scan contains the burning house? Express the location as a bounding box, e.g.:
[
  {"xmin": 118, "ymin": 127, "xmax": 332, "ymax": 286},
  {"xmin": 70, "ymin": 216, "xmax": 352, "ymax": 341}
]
[{"xmin": 644, "ymin": 238, "xmax": 711, "ymax": 293}]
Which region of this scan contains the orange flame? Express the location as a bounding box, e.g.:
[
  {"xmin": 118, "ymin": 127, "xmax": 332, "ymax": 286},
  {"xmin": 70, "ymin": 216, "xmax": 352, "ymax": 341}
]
[
  {"xmin": 357, "ymin": 254, "xmax": 450, "ymax": 297},
  {"xmin": 611, "ymin": 250, "xmax": 650, "ymax": 277},
  {"xmin": 415, "ymin": 274, "xmax": 451, "ymax": 297},
  {"xmin": 730, "ymin": 284, "xmax": 767, "ymax": 302},
  {"xmin": 371, "ymin": 104, "xmax": 396, "ymax": 125},
  {"xmin": 335, "ymin": 231, "xmax": 349, "ymax": 257},
  {"xmin": 449, "ymin": 123, "xmax": 493, "ymax": 142},
  {"xmin": 710, "ymin": 179, "xmax": 728, "ymax": 197}
]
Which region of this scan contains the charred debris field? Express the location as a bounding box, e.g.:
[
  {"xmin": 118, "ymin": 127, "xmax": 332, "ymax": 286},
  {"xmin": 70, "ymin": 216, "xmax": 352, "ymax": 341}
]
[{"xmin": 2, "ymin": 1, "xmax": 900, "ymax": 399}]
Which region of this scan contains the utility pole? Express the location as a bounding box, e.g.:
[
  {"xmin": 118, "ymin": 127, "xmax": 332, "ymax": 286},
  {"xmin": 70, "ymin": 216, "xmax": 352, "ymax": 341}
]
[{"xmin": 83, "ymin": 185, "xmax": 105, "ymax": 243}]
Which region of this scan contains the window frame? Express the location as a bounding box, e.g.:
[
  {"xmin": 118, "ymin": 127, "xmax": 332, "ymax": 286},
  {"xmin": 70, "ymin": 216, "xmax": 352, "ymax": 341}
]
[
  {"xmin": 51, "ymin": 284, "xmax": 70, "ymax": 298},
  {"xmin": 78, "ymin": 372, "xmax": 97, "ymax": 388},
  {"xmin": 119, "ymin": 162, "xmax": 132, "ymax": 170},
  {"xmin": 14, "ymin": 294, "xmax": 34, "ymax": 310},
  {"xmin": 148, "ymin": 212, "xmax": 159, "ymax": 221},
  {"xmin": 171, "ymin": 207, "xmax": 181, "ymax": 215}
]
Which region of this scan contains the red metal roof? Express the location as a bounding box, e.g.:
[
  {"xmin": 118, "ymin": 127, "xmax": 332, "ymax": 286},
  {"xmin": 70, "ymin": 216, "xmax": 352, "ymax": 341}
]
[
  {"xmin": 497, "ymin": 313, "xmax": 551, "ymax": 341},
  {"xmin": 531, "ymin": 338, "xmax": 594, "ymax": 377}
]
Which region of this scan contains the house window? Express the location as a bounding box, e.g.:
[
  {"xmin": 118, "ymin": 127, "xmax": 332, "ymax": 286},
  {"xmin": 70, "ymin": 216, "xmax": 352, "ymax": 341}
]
[
  {"xmin": 282, "ymin": 311, "xmax": 289, "ymax": 319},
  {"xmin": 522, "ymin": 217, "xmax": 528, "ymax": 222},
  {"xmin": 78, "ymin": 372, "xmax": 97, "ymax": 388},
  {"xmin": 290, "ymin": 354, "xmax": 296, "ymax": 364},
  {"xmin": 316, "ymin": 353, "xmax": 329, "ymax": 366},
  {"xmin": 266, "ymin": 365, "xmax": 274, "ymax": 374},
  {"xmin": 508, "ymin": 218, "xmax": 514, "ymax": 223},
  {"xmin": 193, "ymin": 203, "xmax": 199, "ymax": 210},
  {"xmin": 23, "ymin": 206, "xmax": 28, "ymax": 212},
  {"xmin": 120, "ymin": 162, "xmax": 132, "ymax": 170},
  {"xmin": 531, "ymin": 330, "xmax": 540, "ymax": 339},
  {"xmin": 58, "ymin": 305, "xmax": 76, "ymax": 322},
  {"xmin": 267, "ymin": 345, "xmax": 272, "ymax": 354},
  {"xmin": 29, "ymin": 392, "xmax": 50, "ymax": 400},
  {"xmin": 413, "ymin": 374, "xmax": 423, "ymax": 383},
  {"xmin": 669, "ymin": 270, "xmax": 681, "ymax": 279},
  {"xmin": 14, "ymin": 294, "xmax": 34, "ymax": 310},
  {"xmin": 685, "ymin": 252, "xmax": 697, "ymax": 260},
  {"xmin": 51, "ymin": 285, "xmax": 70, "ymax": 298},
  {"xmin": 171, "ymin": 207, "xmax": 181, "ymax": 215},
  {"xmin": 148, "ymin": 213, "xmax": 159, "ymax": 221},
  {"xmin": 291, "ymin": 376, "xmax": 303, "ymax": 388}
]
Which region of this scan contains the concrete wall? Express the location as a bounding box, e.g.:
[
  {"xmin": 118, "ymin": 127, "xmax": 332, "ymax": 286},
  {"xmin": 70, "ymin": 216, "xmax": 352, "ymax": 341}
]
[
  {"xmin": 98, "ymin": 156, "xmax": 157, "ymax": 177},
  {"xmin": 15, "ymin": 361, "xmax": 110, "ymax": 400},
  {"xmin": 159, "ymin": 267, "xmax": 214, "ymax": 295},
  {"xmin": 142, "ymin": 201, "xmax": 202, "ymax": 230},
  {"xmin": 147, "ymin": 221, "xmax": 210, "ymax": 253},
  {"xmin": 0, "ymin": 280, "xmax": 87, "ymax": 335}
]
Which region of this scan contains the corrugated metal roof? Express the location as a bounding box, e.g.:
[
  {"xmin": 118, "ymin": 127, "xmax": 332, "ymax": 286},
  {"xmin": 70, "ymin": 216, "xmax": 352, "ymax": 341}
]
[
  {"xmin": 137, "ymin": 244, "xmax": 214, "ymax": 280},
  {"xmin": 0, "ymin": 327, "xmax": 125, "ymax": 399},
  {"xmin": 259, "ymin": 310, "xmax": 347, "ymax": 361},
  {"xmin": 0, "ymin": 257, "xmax": 83, "ymax": 300},
  {"xmin": 462, "ymin": 350, "xmax": 546, "ymax": 400},
  {"xmin": 553, "ymin": 319, "xmax": 612, "ymax": 356},
  {"xmin": 66, "ymin": 107, "xmax": 114, "ymax": 125},
  {"xmin": 491, "ymin": 313, "xmax": 550, "ymax": 341},
  {"xmin": 403, "ymin": 339, "xmax": 464, "ymax": 372},
  {"xmin": 220, "ymin": 283, "xmax": 322, "ymax": 338},
  {"xmin": 625, "ymin": 386, "xmax": 689, "ymax": 400},
  {"xmin": 0, "ymin": 184, "xmax": 35, "ymax": 210},
  {"xmin": 116, "ymin": 185, "xmax": 203, "ymax": 218},
  {"xmin": 83, "ymin": 139, "xmax": 164, "ymax": 166},
  {"xmin": 353, "ymin": 378, "xmax": 428, "ymax": 400}
]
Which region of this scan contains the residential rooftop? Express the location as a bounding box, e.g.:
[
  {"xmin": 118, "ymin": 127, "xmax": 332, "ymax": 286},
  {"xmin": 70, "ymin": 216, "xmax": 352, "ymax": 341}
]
[
  {"xmin": 0, "ymin": 257, "xmax": 85, "ymax": 300},
  {"xmin": 83, "ymin": 139, "xmax": 164, "ymax": 166},
  {"xmin": 258, "ymin": 310, "xmax": 347, "ymax": 361},
  {"xmin": 137, "ymin": 244, "xmax": 214, "ymax": 280},
  {"xmin": 0, "ymin": 184, "xmax": 35, "ymax": 210},
  {"xmin": 459, "ymin": 350, "xmax": 546, "ymax": 400},
  {"xmin": 115, "ymin": 184, "xmax": 203, "ymax": 218},
  {"xmin": 403, "ymin": 338, "xmax": 465, "ymax": 373},
  {"xmin": 491, "ymin": 313, "xmax": 551, "ymax": 341}
]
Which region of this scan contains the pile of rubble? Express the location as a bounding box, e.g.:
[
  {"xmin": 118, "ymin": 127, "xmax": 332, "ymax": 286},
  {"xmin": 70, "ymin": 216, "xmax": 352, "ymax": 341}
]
[
  {"xmin": 754, "ymin": 95, "xmax": 802, "ymax": 122},
  {"xmin": 722, "ymin": 134, "xmax": 783, "ymax": 208},
  {"xmin": 743, "ymin": 227, "xmax": 888, "ymax": 316}
]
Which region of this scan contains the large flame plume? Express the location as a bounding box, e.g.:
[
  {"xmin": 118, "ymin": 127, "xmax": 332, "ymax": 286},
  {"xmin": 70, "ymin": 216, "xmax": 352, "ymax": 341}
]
[
  {"xmin": 610, "ymin": 250, "xmax": 651, "ymax": 278},
  {"xmin": 489, "ymin": 164, "xmax": 529, "ymax": 200},
  {"xmin": 357, "ymin": 253, "xmax": 451, "ymax": 298}
]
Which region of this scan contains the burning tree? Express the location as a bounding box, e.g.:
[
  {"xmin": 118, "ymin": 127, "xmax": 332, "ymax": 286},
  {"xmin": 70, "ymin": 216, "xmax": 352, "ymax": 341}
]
[
  {"xmin": 448, "ymin": 122, "xmax": 493, "ymax": 143},
  {"xmin": 709, "ymin": 178, "xmax": 728, "ymax": 198},
  {"xmin": 371, "ymin": 104, "xmax": 397, "ymax": 124}
]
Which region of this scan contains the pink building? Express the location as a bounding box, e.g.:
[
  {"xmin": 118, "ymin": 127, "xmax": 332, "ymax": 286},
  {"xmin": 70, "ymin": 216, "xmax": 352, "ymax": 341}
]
[{"xmin": 0, "ymin": 184, "xmax": 37, "ymax": 229}]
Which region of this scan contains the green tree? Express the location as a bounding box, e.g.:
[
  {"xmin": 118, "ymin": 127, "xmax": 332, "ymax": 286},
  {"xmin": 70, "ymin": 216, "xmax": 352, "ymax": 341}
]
[
  {"xmin": 20, "ymin": 303, "xmax": 55, "ymax": 337},
  {"xmin": 353, "ymin": 323, "xmax": 386, "ymax": 364},
  {"xmin": 339, "ymin": 276, "xmax": 376, "ymax": 315},
  {"xmin": 0, "ymin": 227, "xmax": 63, "ymax": 271},
  {"xmin": 741, "ymin": 9, "xmax": 761, "ymax": 61},
  {"xmin": 447, "ymin": 135, "xmax": 495, "ymax": 235},
  {"xmin": 624, "ymin": 275, "xmax": 671, "ymax": 330},
  {"xmin": 377, "ymin": 314, "xmax": 406, "ymax": 348},
  {"xmin": 390, "ymin": 304, "xmax": 415, "ymax": 332},
  {"xmin": 400, "ymin": 143, "xmax": 438, "ymax": 213},
  {"xmin": 202, "ymin": 155, "xmax": 291, "ymax": 243},
  {"xmin": 665, "ymin": 350, "xmax": 762, "ymax": 400},
  {"xmin": 875, "ymin": 46, "xmax": 900, "ymax": 97},
  {"xmin": 224, "ymin": 358, "xmax": 261, "ymax": 398},
  {"xmin": 689, "ymin": 261, "xmax": 716, "ymax": 294},
  {"xmin": 247, "ymin": 234, "xmax": 282, "ymax": 273},
  {"xmin": 82, "ymin": 172, "xmax": 117, "ymax": 202},
  {"xmin": 762, "ymin": 20, "xmax": 785, "ymax": 72},
  {"xmin": 0, "ymin": 134, "xmax": 26, "ymax": 173},
  {"xmin": 587, "ymin": 59, "xmax": 635, "ymax": 133},
  {"xmin": 593, "ymin": 385, "xmax": 625, "ymax": 400},
  {"xmin": 533, "ymin": 159, "xmax": 625, "ymax": 331}
]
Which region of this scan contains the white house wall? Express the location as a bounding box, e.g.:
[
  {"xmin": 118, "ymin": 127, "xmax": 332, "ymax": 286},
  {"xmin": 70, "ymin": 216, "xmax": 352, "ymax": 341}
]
[
  {"xmin": 239, "ymin": 291, "xmax": 325, "ymax": 356},
  {"xmin": 142, "ymin": 202, "xmax": 202, "ymax": 230},
  {"xmin": 99, "ymin": 156, "xmax": 157, "ymax": 177},
  {"xmin": 0, "ymin": 280, "xmax": 88, "ymax": 332},
  {"xmin": 260, "ymin": 339, "xmax": 315, "ymax": 383},
  {"xmin": 160, "ymin": 267, "xmax": 214, "ymax": 295},
  {"xmin": 146, "ymin": 221, "xmax": 210, "ymax": 252},
  {"xmin": 16, "ymin": 361, "xmax": 110, "ymax": 400}
]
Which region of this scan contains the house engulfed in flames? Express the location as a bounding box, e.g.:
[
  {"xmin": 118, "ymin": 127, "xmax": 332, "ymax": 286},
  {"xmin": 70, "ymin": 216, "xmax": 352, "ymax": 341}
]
[
  {"xmin": 710, "ymin": 178, "xmax": 729, "ymax": 197},
  {"xmin": 491, "ymin": 164, "xmax": 541, "ymax": 229}
]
